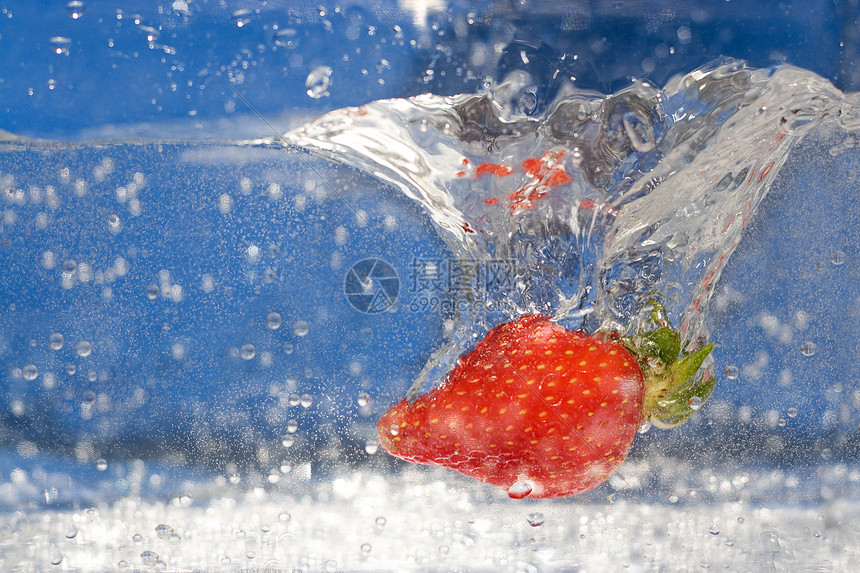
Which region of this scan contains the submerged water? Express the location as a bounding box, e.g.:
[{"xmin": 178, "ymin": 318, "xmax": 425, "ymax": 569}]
[
  {"xmin": 2, "ymin": 23, "xmax": 860, "ymax": 570},
  {"xmin": 284, "ymin": 58, "xmax": 860, "ymax": 394}
]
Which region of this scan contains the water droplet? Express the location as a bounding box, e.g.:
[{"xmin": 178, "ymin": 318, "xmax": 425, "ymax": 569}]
[
  {"xmin": 82, "ymin": 390, "xmax": 96, "ymax": 405},
  {"xmin": 179, "ymin": 493, "xmax": 193, "ymax": 507},
  {"xmin": 306, "ymin": 66, "xmax": 333, "ymax": 99},
  {"xmin": 526, "ymin": 512, "xmax": 545, "ymax": 527},
  {"xmin": 364, "ymin": 439, "xmax": 379, "ymax": 454},
  {"xmin": 668, "ymin": 493, "xmax": 680, "ymax": 503},
  {"xmin": 287, "ymin": 420, "xmax": 298, "ymax": 433},
  {"xmin": 438, "ymin": 544, "xmax": 450, "ymax": 555},
  {"xmin": 66, "ymin": 1, "xmax": 85, "ymax": 19},
  {"xmin": 325, "ymin": 559, "xmax": 337, "ymax": 572},
  {"xmin": 140, "ymin": 550, "xmax": 159, "ymax": 566},
  {"xmin": 278, "ymin": 511, "xmax": 291, "ymax": 522},
  {"xmin": 688, "ymin": 396, "xmax": 702, "ymax": 411},
  {"xmin": 507, "ymin": 480, "xmax": 533, "ymax": 499},
  {"xmin": 281, "ymin": 435, "xmax": 295, "ymax": 448},
  {"xmin": 375, "ymin": 516, "xmax": 387, "ymax": 528},
  {"xmin": 829, "ymin": 249, "xmax": 846, "ymax": 266},
  {"xmin": 132, "ymin": 533, "xmax": 143, "ymax": 543},
  {"xmin": 388, "ymin": 424, "xmax": 399, "ymax": 436},
  {"xmin": 293, "ymin": 320, "xmax": 310, "ymax": 337},
  {"xmin": 288, "ymin": 393, "xmax": 300, "ymax": 407},
  {"xmin": 96, "ymin": 458, "xmax": 108, "ymax": 471},
  {"xmin": 49, "ymin": 37, "xmax": 72, "ymax": 56},
  {"xmin": 230, "ymin": 8, "xmax": 253, "ymax": 27},
  {"xmin": 279, "ymin": 461, "xmax": 292, "ymax": 473},
  {"xmin": 155, "ymin": 524, "xmax": 174, "ymax": 540},
  {"xmin": 300, "ymin": 394, "xmax": 313, "ymax": 408},
  {"xmin": 240, "ymin": 344, "xmax": 256, "ymax": 360},
  {"xmin": 228, "ymin": 473, "xmax": 241, "ymax": 485},
  {"xmin": 737, "ymin": 516, "xmax": 745, "ymax": 524},
  {"xmin": 637, "ymin": 421, "xmax": 651, "ymax": 434},
  {"xmin": 266, "ymin": 312, "xmax": 282, "ymax": 330},
  {"xmin": 65, "ymin": 364, "xmax": 77, "ymax": 375},
  {"xmin": 76, "ymin": 341, "xmax": 92, "ymax": 358},
  {"xmin": 800, "ymin": 341, "xmax": 816, "ymax": 357},
  {"xmin": 357, "ymin": 391, "xmax": 370, "ymax": 407},
  {"xmin": 283, "ymin": 343, "xmax": 294, "ymax": 354},
  {"xmin": 62, "ymin": 259, "xmax": 77, "ymax": 274},
  {"xmin": 49, "ymin": 333, "xmax": 65, "ymax": 350},
  {"xmin": 360, "ymin": 542, "xmax": 372, "ymax": 554},
  {"xmin": 821, "ymin": 448, "xmax": 832, "ymax": 460},
  {"xmin": 725, "ymin": 365, "xmax": 739, "ymax": 380},
  {"xmin": 709, "ymin": 524, "xmax": 720, "ymax": 535},
  {"xmin": 622, "ymin": 111, "xmax": 655, "ymax": 152},
  {"xmin": 777, "ymin": 418, "xmax": 786, "ymax": 427},
  {"xmin": 23, "ymin": 365, "xmax": 38, "ymax": 381},
  {"xmin": 787, "ymin": 407, "xmax": 798, "ymax": 418}
]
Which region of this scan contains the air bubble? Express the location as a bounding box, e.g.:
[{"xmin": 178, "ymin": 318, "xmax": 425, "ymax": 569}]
[
  {"xmin": 829, "ymin": 249, "xmax": 846, "ymax": 266},
  {"xmin": 800, "ymin": 341, "xmax": 816, "ymax": 357},
  {"xmin": 360, "ymin": 542, "xmax": 372, "ymax": 554},
  {"xmin": 287, "ymin": 420, "xmax": 298, "ymax": 433},
  {"xmin": 155, "ymin": 524, "xmax": 174, "ymax": 540},
  {"xmin": 96, "ymin": 458, "xmax": 108, "ymax": 471},
  {"xmin": 688, "ymin": 396, "xmax": 702, "ymax": 411},
  {"xmin": 288, "ymin": 394, "xmax": 300, "ymax": 407},
  {"xmin": 230, "ymin": 8, "xmax": 253, "ymax": 27},
  {"xmin": 725, "ymin": 365, "xmax": 739, "ymax": 380},
  {"xmin": 375, "ymin": 516, "xmax": 387, "ymax": 528},
  {"xmin": 107, "ymin": 213, "xmax": 122, "ymax": 233},
  {"xmin": 266, "ymin": 312, "xmax": 282, "ymax": 330},
  {"xmin": 668, "ymin": 493, "xmax": 680, "ymax": 503},
  {"xmin": 66, "ymin": 1, "xmax": 85, "ymax": 19},
  {"xmin": 76, "ymin": 341, "xmax": 92, "ymax": 358},
  {"xmin": 273, "ymin": 28, "xmax": 300, "ymax": 50},
  {"xmin": 388, "ymin": 424, "xmax": 399, "ymax": 436},
  {"xmin": 49, "ymin": 37, "xmax": 72, "ymax": 56},
  {"xmin": 364, "ymin": 439, "xmax": 379, "ymax": 454},
  {"xmin": 357, "ymin": 391, "xmax": 370, "ymax": 406},
  {"xmin": 179, "ymin": 493, "xmax": 193, "ymax": 507},
  {"xmin": 306, "ymin": 66, "xmax": 333, "ymax": 99},
  {"xmin": 278, "ymin": 511, "xmax": 291, "ymax": 522},
  {"xmin": 637, "ymin": 421, "xmax": 651, "ymax": 434},
  {"xmin": 300, "ymin": 394, "xmax": 313, "ymax": 408},
  {"xmin": 140, "ymin": 551, "xmax": 159, "ymax": 566},
  {"xmin": 283, "ymin": 343, "xmax": 294, "ymax": 354},
  {"xmin": 709, "ymin": 524, "xmax": 720, "ymax": 535},
  {"xmin": 49, "ymin": 546, "xmax": 64, "ymax": 565},
  {"xmin": 146, "ymin": 285, "xmax": 159, "ymax": 300},
  {"xmin": 293, "ymin": 321, "xmax": 310, "ymax": 337},
  {"xmin": 787, "ymin": 407, "xmax": 797, "ymax": 418},
  {"xmin": 240, "ymin": 344, "xmax": 256, "ymax": 360},
  {"xmin": 23, "ymin": 365, "xmax": 38, "ymax": 381},
  {"xmin": 526, "ymin": 512, "xmax": 545, "ymax": 527},
  {"xmin": 507, "ymin": 480, "xmax": 533, "ymax": 499}
]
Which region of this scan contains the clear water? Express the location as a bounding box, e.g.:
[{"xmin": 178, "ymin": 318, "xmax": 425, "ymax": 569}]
[{"xmin": 1, "ymin": 2, "xmax": 860, "ymax": 571}]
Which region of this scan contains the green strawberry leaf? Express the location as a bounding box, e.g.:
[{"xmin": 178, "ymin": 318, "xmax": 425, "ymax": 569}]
[
  {"xmin": 668, "ymin": 343, "xmax": 715, "ymax": 385},
  {"xmin": 639, "ymin": 327, "xmax": 681, "ymax": 367},
  {"xmin": 649, "ymin": 373, "xmax": 717, "ymax": 428}
]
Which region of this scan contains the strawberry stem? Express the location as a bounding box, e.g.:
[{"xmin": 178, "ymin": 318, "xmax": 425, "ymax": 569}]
[{"xmin": 621, "ymin": 301, "xmax": 717, "ymax": 430}]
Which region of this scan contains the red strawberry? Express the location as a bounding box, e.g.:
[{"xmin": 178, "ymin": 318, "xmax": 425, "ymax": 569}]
[{"xmin": 377, "ymin": 315, "xmax": 645, "ymax": 499}]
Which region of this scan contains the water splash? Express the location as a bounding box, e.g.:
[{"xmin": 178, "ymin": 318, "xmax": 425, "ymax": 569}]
[{"xmin": 282, "ymin": 59, "xmax": 854, "ymax": 382}]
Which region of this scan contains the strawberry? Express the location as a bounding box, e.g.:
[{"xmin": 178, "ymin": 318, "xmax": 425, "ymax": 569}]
[{"xmin": 377, "ymin": 312, "xmax": 715, "ymax": 499}]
